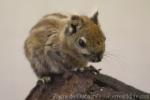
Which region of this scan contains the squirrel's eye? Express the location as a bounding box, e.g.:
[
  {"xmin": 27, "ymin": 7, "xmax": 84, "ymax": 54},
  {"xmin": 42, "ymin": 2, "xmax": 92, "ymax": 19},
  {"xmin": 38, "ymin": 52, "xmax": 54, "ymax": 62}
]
[{"xmin": 78, "ymin": 37, "xmax": 86, "ymax": 48}]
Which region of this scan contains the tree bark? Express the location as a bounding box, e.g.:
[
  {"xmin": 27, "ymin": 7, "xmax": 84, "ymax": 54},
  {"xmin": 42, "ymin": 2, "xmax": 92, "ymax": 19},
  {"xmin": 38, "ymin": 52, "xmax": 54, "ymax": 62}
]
[{"xmin": 26, "ymin": 66, "xmax": 150, "ymax": 100}]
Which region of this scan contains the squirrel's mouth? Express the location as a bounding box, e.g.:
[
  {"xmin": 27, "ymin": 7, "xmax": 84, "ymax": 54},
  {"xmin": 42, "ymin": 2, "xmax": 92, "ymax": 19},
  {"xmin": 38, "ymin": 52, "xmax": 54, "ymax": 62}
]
[{"xmin": 82, "ymin": 53, "xmax": 103, "ymax": 62}]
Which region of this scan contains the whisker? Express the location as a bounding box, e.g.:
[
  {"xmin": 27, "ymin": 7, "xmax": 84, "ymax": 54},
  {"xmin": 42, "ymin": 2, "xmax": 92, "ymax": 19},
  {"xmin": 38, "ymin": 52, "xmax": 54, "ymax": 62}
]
[{"xmin": 102, "ymin": 51, "xmax": 129, "ymax": 67}]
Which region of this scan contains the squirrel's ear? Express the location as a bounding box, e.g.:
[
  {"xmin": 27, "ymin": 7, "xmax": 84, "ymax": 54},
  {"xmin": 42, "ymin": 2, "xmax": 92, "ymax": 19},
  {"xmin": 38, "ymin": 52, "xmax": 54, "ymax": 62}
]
[
  {"xmin": 91, "ymin": 11, "xmax": 99, "ymax": 24},
  {"xmin": 65, "ymin": 15, "xmax": 83, "ymax": 35}
]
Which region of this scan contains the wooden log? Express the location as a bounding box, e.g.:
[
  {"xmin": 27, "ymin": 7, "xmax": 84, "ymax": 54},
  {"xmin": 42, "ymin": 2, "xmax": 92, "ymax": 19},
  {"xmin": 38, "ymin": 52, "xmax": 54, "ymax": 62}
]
[{"xmin": 26, "ymin": 66, "xmax": 150, "ymax": 100}]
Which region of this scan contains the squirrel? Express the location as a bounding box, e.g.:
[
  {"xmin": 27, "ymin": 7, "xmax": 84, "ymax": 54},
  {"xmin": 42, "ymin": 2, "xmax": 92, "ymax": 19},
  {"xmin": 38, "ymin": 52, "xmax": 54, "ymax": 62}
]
[{"xmin": 24, "ymin": 11, "xmax": 106, "ymax": 82}]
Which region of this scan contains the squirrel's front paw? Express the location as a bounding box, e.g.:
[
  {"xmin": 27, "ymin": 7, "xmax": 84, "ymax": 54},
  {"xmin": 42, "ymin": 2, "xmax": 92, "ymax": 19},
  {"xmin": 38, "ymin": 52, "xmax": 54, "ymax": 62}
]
[
  {"xmin": 39, "ymin": 76, "xmax": 51, "ymax": 84},
  {"xmin": 86, "ymin": 65, "xmax": 102, "ymax": 75}
]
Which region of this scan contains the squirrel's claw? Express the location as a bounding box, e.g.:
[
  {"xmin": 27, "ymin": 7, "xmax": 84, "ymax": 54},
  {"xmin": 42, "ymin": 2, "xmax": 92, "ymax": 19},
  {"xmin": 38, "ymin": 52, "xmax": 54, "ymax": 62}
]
[{"xmin": 87, "ymin": 65, "xmax": 102, "ymax": 75}]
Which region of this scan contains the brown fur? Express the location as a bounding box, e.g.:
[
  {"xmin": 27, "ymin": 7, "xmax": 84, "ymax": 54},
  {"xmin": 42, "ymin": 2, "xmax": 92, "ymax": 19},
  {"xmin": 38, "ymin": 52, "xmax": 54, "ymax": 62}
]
[{"xmin": 24, "ymin": 12, "xmax": 105, "ymax": 78}]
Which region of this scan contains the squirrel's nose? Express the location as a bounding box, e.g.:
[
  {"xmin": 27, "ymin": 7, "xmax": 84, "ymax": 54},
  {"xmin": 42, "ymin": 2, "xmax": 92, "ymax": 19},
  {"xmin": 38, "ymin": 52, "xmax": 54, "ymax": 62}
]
[
  {"xmin": 97, "ymin": 52, "xmax": 103, "ymax": 61},
  {"xmin": 91, "ymin": 51, "xmax": 104, "ymax": 62}
]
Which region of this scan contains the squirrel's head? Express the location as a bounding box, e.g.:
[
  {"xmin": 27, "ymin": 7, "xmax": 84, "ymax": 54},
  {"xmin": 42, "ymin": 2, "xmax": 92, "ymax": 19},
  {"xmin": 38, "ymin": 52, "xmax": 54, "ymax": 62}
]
[{"xmin": 64, "ymin": 12, "xmax": 106, "ymax": 62}]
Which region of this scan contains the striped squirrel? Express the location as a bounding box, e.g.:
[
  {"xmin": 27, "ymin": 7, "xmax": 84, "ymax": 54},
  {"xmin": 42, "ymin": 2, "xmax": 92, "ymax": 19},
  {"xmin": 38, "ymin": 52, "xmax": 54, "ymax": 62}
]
[{"xmin": 24, "ymin": 12, "xmax": 106, "ymax": 82}]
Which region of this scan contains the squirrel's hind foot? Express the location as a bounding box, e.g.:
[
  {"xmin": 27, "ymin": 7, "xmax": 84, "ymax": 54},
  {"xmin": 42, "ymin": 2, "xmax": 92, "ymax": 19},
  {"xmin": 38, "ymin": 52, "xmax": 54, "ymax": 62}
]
[{"xmin": 39, "ymin": 76, "xmax": 51, "ymax": 84}]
